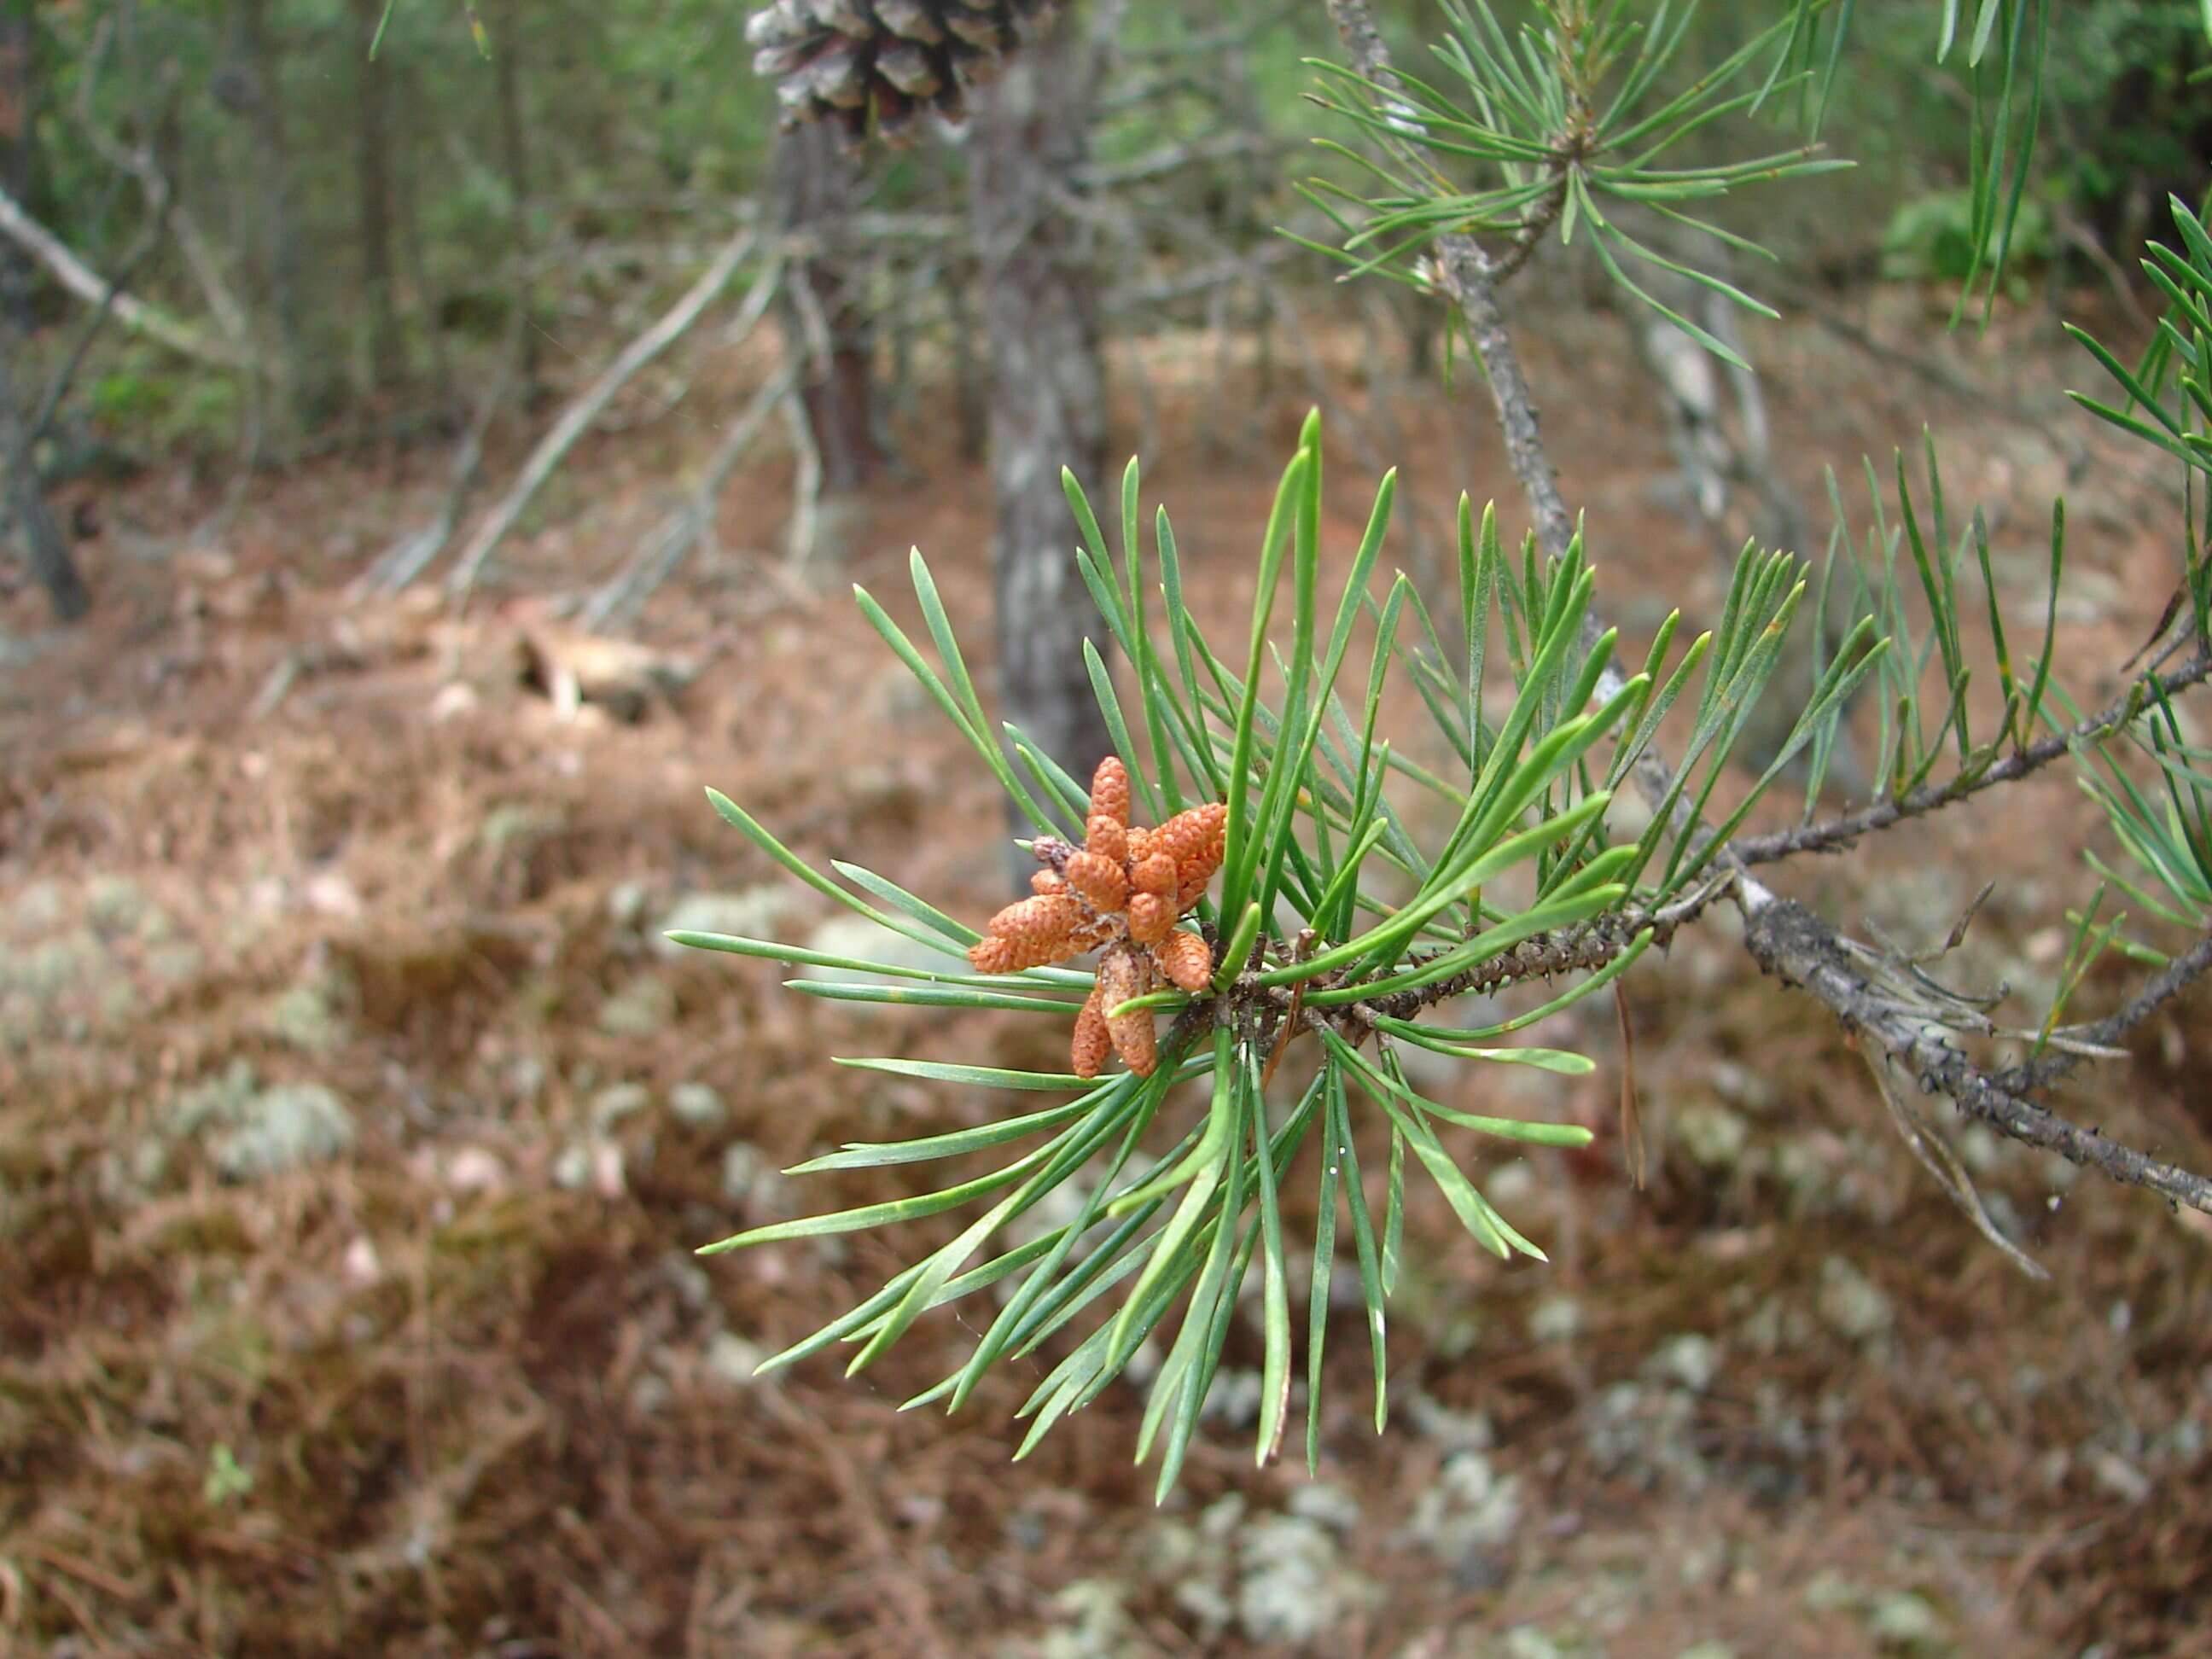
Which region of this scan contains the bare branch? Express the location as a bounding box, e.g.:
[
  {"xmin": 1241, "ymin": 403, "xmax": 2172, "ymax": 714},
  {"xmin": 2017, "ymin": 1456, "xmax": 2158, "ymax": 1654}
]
[
  {"xmin": 2005, "ymin": 926, "xmax": 2212, "ymax": 1097},
  {"xmin": 71, "ymin": 13, "xmax": 250, "ymax": 350},
  {"xmin": 581, "ymin": 358, "xmax": 803, "ymax": 632},
  {"xmin": 0, "ymin": 183, "xmax": 241, "ymax": 370},
  {"xmin": 357, "ymin": 312, "xmax": 527, "ymax": 596},
  {"xmin": 446, "ymin": 225, "xmax": 771, "ymax": 601},
  {"xmin": 28, "ymin": 171, "xmax": 174, "ymax": 445},
  {"xmin": 1735, "ymin": 649, "xmax": 2212, "ymax": 866},
  {"xmin": 1744, "ymin": 899, "xmax": 2212, "ymax": 1214}
]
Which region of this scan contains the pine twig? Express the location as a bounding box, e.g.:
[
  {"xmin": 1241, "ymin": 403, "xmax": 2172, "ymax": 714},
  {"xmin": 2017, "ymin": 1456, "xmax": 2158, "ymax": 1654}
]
[
  {"xmin": 1321, "ymin": 0, "xmax": 2212, "ymax": 1217},
  {"xmin": 2001, "ymin": 925, "xmax": 2212, "ymax": 1097},
  {"xmin": 1744, "ymin": 899, "xmax": 2212, "ymax": 1214},
  {"xmin": 1735, "ymin": 650, "xmax": 2212, "ymax": 866}
]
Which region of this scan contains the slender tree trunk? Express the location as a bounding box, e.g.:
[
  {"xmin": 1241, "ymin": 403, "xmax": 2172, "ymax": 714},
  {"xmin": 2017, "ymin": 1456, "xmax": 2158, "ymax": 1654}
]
[
  {"xmin": 0, "ymin": 1, "xmax": 79, "ymax": 618},
  {"xmin": 492, "ymin": 0, "xmax": 540, "ymax": 405},
  {"xmin": 349, "ymin": 0, "xmax": 403, "ymax": 396},
  {"xmin": 768, "ymin": 123, "xmax": 883, "ymax": 493},
  {"xmin": 971, "ymin": 16, "xmax": 1114, "ymax": 858},
  {"xmin": 393, "ymin": 63, "xmax": 449, "ymax": 416},
  {"xmin": 232, "ymin": 0, "xmax": 304, "ymax": 425},
  {"xmin": 0, "ymin": 344, "xmax": 89, "ymax": 622},
  {"xmin": 945, "ymin": 256, "xmax": 986, "ymax": 463},
  {"xmin": 0, "ymin": 0, "xmax": 41, "ymax": 329}
]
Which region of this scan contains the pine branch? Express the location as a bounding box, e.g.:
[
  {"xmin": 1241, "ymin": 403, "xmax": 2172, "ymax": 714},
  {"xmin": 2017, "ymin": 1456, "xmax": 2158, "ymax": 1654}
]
[
  {"xmin": 1744, "ymin": 899, "xmax": 2212, "ymax": 1214},
  {"xmin": 1321, "ymin": 0, "xmax": 2212, "ymax": 1216},
  {"xmin": 2001, "ymin": 924, "xmax": 2212, "ymax": 1097},
  {"xmin": 1735, "ymin": 649, "xmax": 2212, "ymax": 866}
]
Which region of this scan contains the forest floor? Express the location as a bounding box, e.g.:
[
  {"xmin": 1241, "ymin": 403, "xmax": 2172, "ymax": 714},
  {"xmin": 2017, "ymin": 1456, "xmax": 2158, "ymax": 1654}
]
[{"xmin": 3, "ymin": 295, "xmax": 2209, "ymax": 1659}]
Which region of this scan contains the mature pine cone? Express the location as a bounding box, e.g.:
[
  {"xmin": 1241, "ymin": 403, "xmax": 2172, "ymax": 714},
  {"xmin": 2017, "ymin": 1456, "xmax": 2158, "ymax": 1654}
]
[{"xmin": 747, "ymin": 0, "xmax": 1062, "ymax": 141}]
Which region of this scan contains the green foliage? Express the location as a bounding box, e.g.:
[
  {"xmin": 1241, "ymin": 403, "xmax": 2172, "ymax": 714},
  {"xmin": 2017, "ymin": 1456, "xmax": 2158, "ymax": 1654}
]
[
  {"xmin": 1880, "ymin": 186, "xmax": 2051, "ymax": 284},
  {"xmin": 1813, "ymin": 387, "xmax": 2211, "ymax": 969},
  {"xmin": 2036, "ymin": 0, "xmax": 2211, "ymax": 224},
  {"xmin": 1301, "ymin": 0, "xmax": 2207, "ymax": 338},
  {"xmin": 2067, "ymin": 194, "xmax": 2212, "ymax": 476},
  {"xmin": 679, "ymin": 417, "xmax": 1896, "ymax": 1487},
  {"xmin": 1300, "ymin": 0, "xmax": 1850, "ymax": 366},
  {"xmin": 88, "ymin": 360, "xmax": 244, "ymax": 455}
]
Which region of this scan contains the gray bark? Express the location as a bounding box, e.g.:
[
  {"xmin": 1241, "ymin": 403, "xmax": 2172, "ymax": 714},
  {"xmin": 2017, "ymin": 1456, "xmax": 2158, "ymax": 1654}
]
[
  {"xmin": 0, "ymin": 0, "xmax": 41, "ymax": 329},
  {"xmin": 769, "ymin": 122, "xmax": 884, "ymax": 494},
  {"xmin": 971, "ymin": 18, "xmax": 1114, "ymax": 863},
  {"xmin": 492, "ymin": 0, "xmax": 540, "ymax": 406},
  {"xmin": 350, "ymin": 0, "xmax": 403, "ymax": 395},
  {"xmin": 0, "ymin": 343, "xmax": 89, "ymax": 621}
]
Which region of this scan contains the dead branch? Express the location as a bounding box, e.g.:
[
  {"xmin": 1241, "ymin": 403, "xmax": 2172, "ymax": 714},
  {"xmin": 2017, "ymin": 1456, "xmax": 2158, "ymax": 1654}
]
[
  {"xmin": 1743, "ymin": 899, "xmax": 2212, "ymax": 1214},
  {"xmin": 0, "ymin": 183, "xmax": 242, "ymax": 370},
  {"xmin": 580, "ymin": 358, "xmax": 804, "ymax": 632},
  {"xmin": 26, "ymin": 162, "xmax": 175, "ymax": 447},
  {"xmin": 779, "ymin": 382, "xmax": 823, "ymax": 573},
  {"xmin": 72, "ymin": 12, "xmax": 250, "ymax": 352},
  {"xmin": 358, "ymin": 312, "xmax": 527, "ymax": 595},
  {"xmin": 445, "ymin": 224, "xmax": 773, "ymax": 602},
  {"xmin": 2003, "ymin": 924, "xmax": 2212, "ymax": 1098}
]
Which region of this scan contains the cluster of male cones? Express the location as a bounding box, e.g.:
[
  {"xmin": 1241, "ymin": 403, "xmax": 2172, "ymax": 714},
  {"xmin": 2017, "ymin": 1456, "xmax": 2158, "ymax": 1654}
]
[{"xmin": 967, "ymin": 757, "xmax": 1226, "ymax": 1078}]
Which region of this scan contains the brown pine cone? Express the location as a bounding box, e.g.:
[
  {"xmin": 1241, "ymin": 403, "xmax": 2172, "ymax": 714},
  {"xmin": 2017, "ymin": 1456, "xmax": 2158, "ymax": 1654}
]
[
  {"xmin": 747, "ymin": 0, "xmax": 1062, "ymax": 140},
  {"xmin": 1126, "ymin": 891, "xmax": 1173, "ymax": 947},
  {"xmin": 1129, "ymin": 852, "xmax": 1178, "ymax": 901},
  {"xmin": 1083, "ymin": 812, "xmax": 1128, "ymax": 864},
  {"xmin": 1153, "ymin": 801, "xmax": 1227, "ymax": 893}
]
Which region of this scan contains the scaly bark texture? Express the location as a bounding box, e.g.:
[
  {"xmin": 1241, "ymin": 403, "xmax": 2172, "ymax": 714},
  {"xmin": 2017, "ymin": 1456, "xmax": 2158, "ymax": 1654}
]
[{"xmin": 970, "ymin": 12, "xmax": 1114, "ymax": 862}]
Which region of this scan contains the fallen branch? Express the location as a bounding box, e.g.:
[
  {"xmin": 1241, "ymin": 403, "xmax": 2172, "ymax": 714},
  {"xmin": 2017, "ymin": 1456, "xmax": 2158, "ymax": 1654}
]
[
  {"xmin": 0, "ymin": 183, "xmax": 242, "ymax": 370},
  {"xmin": 358, "ymin": 312, "xmax": 527, "ymax": 595},
  {"xmin": 581, "ymin": 358, "xmax": 804, "ymax": 631},
  {"xmin": 446, "ymin": 224, "xmax": 772, "ymax": 601},
  {"xmin": 72, "ymin": 13, "xmax": 251, "ymax": 351},
  {"xmin": 780, "ymin": 383, "xmax": 824, "ymax": 573}
]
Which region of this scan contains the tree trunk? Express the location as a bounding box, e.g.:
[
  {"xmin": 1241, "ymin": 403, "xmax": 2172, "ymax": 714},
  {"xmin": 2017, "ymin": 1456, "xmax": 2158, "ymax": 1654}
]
[
  {"xmin": 393, "ymin": 62, "xmax": 449, "ymax": 416},
  {"xmin": 768, "ymin": 122, "xmax": 883, "ymax": 494},
  {"xmin": 492, "ymin": 0, "xmax": 540, "ymax": 406},
  {"xmin": 0, "ymin": 0, "xmax": 42, "ymax": 329},
  {"xmin": 0, "ymin": 344, "xmax": 89, "ymax": 622},
  {"xmin": 971, "ymin": 16, "xmax": 1114, "ymax": 860},
  {"xmin": 349, "ymin": 0, "xmax": 403, "ymax": 397},
  {"xmin": 231, "ymin": 0, "xmax": 304, "ymax": 426}
]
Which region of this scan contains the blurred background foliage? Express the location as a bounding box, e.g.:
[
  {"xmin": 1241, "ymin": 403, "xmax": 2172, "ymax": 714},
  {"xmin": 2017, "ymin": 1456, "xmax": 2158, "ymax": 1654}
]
[{"xmin": 2, "ymin": 0, "xmax": 2204, "ymax": 471}]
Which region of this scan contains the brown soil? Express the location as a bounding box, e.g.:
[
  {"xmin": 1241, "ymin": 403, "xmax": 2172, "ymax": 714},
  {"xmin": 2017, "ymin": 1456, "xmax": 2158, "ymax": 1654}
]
[{"xmin": 3, "ymin": 297, "xmax": 2208, "ymax": 1658}]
